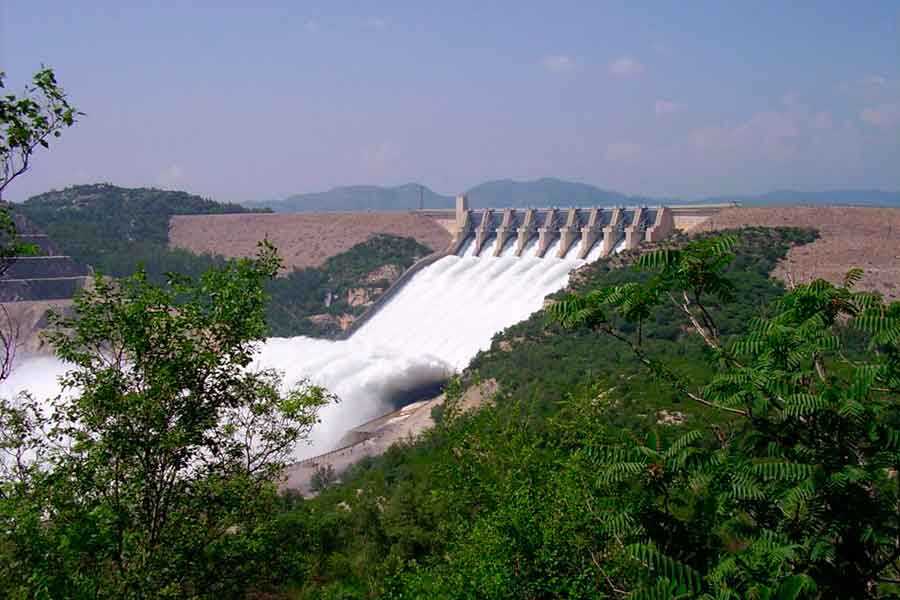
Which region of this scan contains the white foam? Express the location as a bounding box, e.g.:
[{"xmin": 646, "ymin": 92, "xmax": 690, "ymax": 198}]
[{"xmin": 1, "ymin": 237, "xmax": 596, "ymax": 458}]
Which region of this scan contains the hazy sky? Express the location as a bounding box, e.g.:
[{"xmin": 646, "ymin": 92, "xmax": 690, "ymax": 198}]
[{"xmin": 2, "ymin": 1, "xmax": 899, "ymax": 203}]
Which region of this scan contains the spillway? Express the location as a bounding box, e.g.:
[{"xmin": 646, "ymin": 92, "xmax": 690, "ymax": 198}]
[{"xmin": 0, "ymin": 236, "xmax": 605, "ymax": 457}]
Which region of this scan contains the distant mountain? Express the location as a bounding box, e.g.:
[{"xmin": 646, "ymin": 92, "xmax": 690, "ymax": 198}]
[
  {"xmin": 465, "ymin": 178, "xmax": 634, "ymax": 208},
  {"xmin": 263, "ymin": 184, "xmax": 453, "ymax": 213},
  {"xmin": 257, "ymin": 179, "xmax": 900, "ymax": 213},
  {"xmin": 261, "ymin": 178, "xmax": 644, "ymax": 213},
  {"xmin": 702, "ymin": 189, "xmax": 900, "ymax": 207}
]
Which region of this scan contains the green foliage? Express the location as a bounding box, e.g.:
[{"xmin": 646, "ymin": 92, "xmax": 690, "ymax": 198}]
[
  {"xmin": 15, "ymin": 183, "xmax": 262, "ymax": 279},
  {"xmin": 15, "ymin": 184, "xmax": 429, "ymax": 338},
  {"xmin": 546, "ymin": 234, "xmax": 900, "ymax": 598},
  {"xmin": 1, "ymin": 65, "xmax": 77, "ymax": 381},
  {"xmin": 469, "ymin": 227, "xmax": 818, "ymax": 428},
  {"xmin": 1, "ymin": 67, "xmax": 79, "ymax": 195},
  {"xmin": 311, "ymin": 465, "xmax": 338, "ymax": 493},
  {"xmin": 265, "ymin": 234, "xmax": 430, "ymax": 337},
  {"xmin": 269, "ymin": 227, "xmax": 898, "ymax": 599},
  {"xmin": 0, "ymin": 242, "xmax": 332, "ymax": 598}
]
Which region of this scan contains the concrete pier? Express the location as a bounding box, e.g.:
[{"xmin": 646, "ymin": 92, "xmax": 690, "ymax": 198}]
[
  {"xmin": 557, "ymin": 208, "xmax": 580, "ymax": 258},
  {"xmin": 577, "ymin": 207, "xmax": 603, "ymax": 259},
  {"xmin": 515, "ymin": 209, "xmax": 538, "ymax": 256},
  {"xmin": 537, "ymin": 208, "xmax": 558, "ymax": 257},
  {"xmin": 473, "ymin": 209, "xmax": 494, "ymax": 256},
  {"xmin": 452, "ymin": 195, "xmax": 472, "ymax": 246},
  {"xmin": 493, "ymin": 209, "xmax": 516, "ymax": 257},
  {"xmin": 646, "ymin": 206, "xmax": 675, "ymax": 242},
  {"xmin": 623, "ymin": 207, "xmax": 646, "ymax": 251},
  {"xmin": 600, "ymin": 207, "xmax": 624, "ymax": 256}
]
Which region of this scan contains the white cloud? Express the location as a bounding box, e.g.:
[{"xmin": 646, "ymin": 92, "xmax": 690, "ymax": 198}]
[
  {"xmin": 686, "ymin": 111, "xmax": 802, "ymax": 165},
  {"xmin": 604, "ymin": 141, "xmax": 642, "ymax": 163},
  {"xmin": 157, "ymin": 164, "xmax": 185, "ymax": 188},
  {"xmin": 655, "ymin": 100, "xmax": 687, "ymax": 117},
  {"xmin": 539, "ymin": 55, "xmax": 575, "ymax": 73},
  {"xmin": 363, "ymin": 17, "xmax": 388, "ymax": 30},
  {"xmin": 861, "ymin": 103, "xmax": 900, "ymax": 128},
  {"xmin": 304, "ymin": 19, "xmax": 319, "ymax": 33},
  {"xmin": 608, "ymin": 55, "xmax": 645, "ymax": 78}
]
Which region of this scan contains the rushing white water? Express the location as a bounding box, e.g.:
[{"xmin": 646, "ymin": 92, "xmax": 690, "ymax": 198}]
[{"xmin": 1, "ymin": 234, "xmax": 618, "ymax": 457}]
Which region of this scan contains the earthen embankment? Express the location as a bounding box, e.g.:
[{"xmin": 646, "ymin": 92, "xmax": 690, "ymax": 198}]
[
  {"xmin": 696, "ymin": 206, "xmax": 900, "ymax": 301},
  {"xmin": 169, "ymin": 212, "xmax": 452, "ymax": 271}
]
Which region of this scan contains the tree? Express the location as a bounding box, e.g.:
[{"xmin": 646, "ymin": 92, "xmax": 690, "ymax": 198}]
[
  {"xmin": 310, "ymin": 464, "xmax": 338, "ymax": 493},
  {"xmin": 1, "ymin": 67, "xmax": 79, "ymax": 196},
  {"xmin": 1, "ymin": 66, "xmax": 79, "ymax": 380},
  {"xmin": 548, "ymin": 236, "xmax": 900, "ymax": 598},
  {"xmin": 0, "ymin": 241, "xmax": 332, "ymax": 598}
]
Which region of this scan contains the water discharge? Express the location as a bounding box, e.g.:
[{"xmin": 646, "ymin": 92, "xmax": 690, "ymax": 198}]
[{"xmin": 1, "ymin": 235, "xmax": 616, "ymax": 457}]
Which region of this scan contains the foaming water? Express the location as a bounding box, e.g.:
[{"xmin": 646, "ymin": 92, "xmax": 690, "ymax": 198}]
[{"xmin": 1, "ymin": 236, "xmax": 598, "ymax": 458}]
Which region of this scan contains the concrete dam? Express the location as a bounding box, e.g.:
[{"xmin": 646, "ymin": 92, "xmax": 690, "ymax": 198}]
[
  {"xmin": 2, "ymin": 199, "xmax": 700, "ymax": 461},
  {"xmin": 449, "ymin": 195, "xmax": 675, "ymax": 258}
]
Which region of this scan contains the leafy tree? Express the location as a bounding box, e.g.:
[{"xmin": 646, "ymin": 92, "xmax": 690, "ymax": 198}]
[
  {"xmin": 548, "ymin": 236, "xmax": 900, "ymax": 598},
  {"xmin": 0, "ymin": 242, "xmax": 333, "ymax": 598},
  {"xmin": 1, "ymin": 66, "xmax": 78, "ymax": 380},
  {"xmin": 311, "ymin": 464, "xmax": 338, "ymax": 493},
  {"xmin": 1, "ymin": 67, "xmax": 78, "ymax": 196}
]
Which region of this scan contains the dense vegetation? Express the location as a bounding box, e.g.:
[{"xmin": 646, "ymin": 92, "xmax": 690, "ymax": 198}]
[
  {"xmin": 266, "ymin": 233, "xmax": 430, "ymax": 337},
  {"xmin": 6, "ymin": 64, "xmax": 900, "ymax": 600},
  {"xmin": 0, "ymin": 244, "xmax": 331, "ymax": 597},
  {"xmin": 466, "ymin": 227, "xmax": 819, "ymax": 429},
  {"xmin": 13, "ymin": 184, "xmax": 431, "ymax": 338},
  {"xmin": 15, "ymin": 183, "xmax": 263, "ymax": 279},
  {"xmin": 251, "ymin": 228, "xmax": 900, "ymax": 599}
]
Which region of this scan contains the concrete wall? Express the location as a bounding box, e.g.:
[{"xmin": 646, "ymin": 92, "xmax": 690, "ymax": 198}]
[{"xmin": 448, "ymin": 199, "xmax": 675, "ymax": 258}]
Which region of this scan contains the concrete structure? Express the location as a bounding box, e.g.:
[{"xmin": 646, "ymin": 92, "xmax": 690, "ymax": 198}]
[
  {"xmin": 0, "ymin": 216, "xmax": 91, "ymax": 303},
  {"xmin": 446, "ymin": 197, "xmax": 697, "ymax": 259},
  {"xmin": 515, "ymin": 209, "xmax": 539, "ymax": 256},
  {"xmin": 442, "ymin": 200, "xmax": 727, "ymax": 251}
]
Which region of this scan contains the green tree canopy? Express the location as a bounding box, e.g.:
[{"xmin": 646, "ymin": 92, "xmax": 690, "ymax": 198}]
[{"xmin": 0, "ymin": 242, "xmax": 332, "ymax": 598}]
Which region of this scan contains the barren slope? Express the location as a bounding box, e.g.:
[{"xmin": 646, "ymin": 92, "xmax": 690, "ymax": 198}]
[
  {"xmin": 169, "ymin": 213, "xmax": 452, "ymax": 271},
  {"xmin": 695, "ymin": 207, "xmax": 900, "ymax": 300}
]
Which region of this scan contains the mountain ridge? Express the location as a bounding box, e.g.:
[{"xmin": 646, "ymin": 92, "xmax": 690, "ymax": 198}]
[{"xmin": 252, "ymin": 179, "xmax": 900, "ymax": 212}]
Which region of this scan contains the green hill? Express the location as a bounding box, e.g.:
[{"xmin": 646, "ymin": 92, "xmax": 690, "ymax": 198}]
[
  {"xmin": 12, "ymin": 183, "xmax": 428, "ymax": 339},
  {"xmin": 15, "ymin": 183, "xmax": 267, "ymax": 277}
]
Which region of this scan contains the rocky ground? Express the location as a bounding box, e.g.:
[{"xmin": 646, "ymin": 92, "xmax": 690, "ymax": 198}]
[
  {"xmin": 169, "ymin": 212, "xmax": 452, "ymax": 271},
  {"xmin": 694, "ymin": 206, "xmax": 900, "ymax": 301},
  {"xmin": 283, "ymin": 380, "xmax": 498, "ymax": 495}
]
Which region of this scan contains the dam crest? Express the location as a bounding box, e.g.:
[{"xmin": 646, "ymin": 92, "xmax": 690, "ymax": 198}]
[{"xmin": 450, "ymin": 195, "xmax": 674, "ymax": 259}]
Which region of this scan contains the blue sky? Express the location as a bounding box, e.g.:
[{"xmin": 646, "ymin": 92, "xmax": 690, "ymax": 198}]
[{"xmin": 2, "ymin": 1, "xmax": 899, "ymax": 202}]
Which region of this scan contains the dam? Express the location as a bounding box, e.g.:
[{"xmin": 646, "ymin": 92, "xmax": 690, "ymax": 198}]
[
  {"xmin": 448, "ymin": 195, "xmax": 675, "ymax": 258},
  {"xmin": 1, "ymin": 198, "xmax": 693, "ymax": 463}
]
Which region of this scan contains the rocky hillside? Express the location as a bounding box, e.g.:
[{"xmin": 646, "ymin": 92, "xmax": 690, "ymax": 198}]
[
  {"xmin": 265, "ymin": 234, "xmax": 432, "ymax": 338},
  {"xmin": 696, "ymin": 206, "xmax": 900, "ymax": 300}
]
